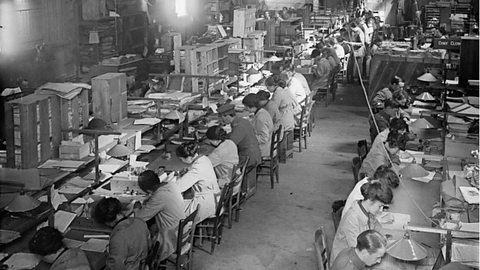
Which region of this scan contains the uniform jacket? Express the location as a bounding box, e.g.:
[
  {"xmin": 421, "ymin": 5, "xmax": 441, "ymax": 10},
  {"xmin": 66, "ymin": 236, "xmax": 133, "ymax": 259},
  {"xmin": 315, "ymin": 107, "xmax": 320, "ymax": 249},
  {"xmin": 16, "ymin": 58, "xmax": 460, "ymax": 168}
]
[
  {"xmin": 251, "ymin": 108, "xmax": 274, "ymax": 157},
  {"xmin": 229, "ymin": 116, "xmax": 262, "ymax": 167}
]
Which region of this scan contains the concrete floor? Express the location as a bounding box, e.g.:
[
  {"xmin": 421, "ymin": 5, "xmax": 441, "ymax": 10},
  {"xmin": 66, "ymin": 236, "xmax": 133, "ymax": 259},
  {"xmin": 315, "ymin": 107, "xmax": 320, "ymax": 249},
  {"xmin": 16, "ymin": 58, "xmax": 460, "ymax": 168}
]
[{"xmin": 192, "ymin": 83, "xmax": 372, "ymax": 270}]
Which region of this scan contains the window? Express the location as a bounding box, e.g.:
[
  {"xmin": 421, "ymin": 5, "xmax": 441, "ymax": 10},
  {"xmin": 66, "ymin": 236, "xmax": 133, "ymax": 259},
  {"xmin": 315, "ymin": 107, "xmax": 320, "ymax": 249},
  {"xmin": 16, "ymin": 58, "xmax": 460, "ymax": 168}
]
[{"xmin": 175, "ymin": 0, "xmax": 187, "ymax": 17}]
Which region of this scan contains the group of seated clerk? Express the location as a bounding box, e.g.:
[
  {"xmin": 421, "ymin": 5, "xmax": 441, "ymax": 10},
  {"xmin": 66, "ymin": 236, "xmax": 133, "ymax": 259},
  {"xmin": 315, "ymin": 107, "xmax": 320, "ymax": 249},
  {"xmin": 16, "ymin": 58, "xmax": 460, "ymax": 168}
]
[
  {"xmin": 27, "ymin": 63, "xmax": 311, "ymax": 270},
  {"xmin": 329, "ymin": 76, "xmax": 413, "ymax": 269}
]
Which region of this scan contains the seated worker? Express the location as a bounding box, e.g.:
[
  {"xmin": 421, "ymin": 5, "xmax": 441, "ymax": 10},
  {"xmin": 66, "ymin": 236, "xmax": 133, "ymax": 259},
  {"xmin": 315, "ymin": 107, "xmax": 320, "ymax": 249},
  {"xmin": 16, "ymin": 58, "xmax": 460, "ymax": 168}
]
[
  {"xmin": 281, "ymin": 70, "xmax": 307, "ymax": 106},
  {"xmin": 206, "ymin": 125, "xmax": 239, "ymax": 188},
  {"xmin": 331, "ymin": 230, "xmax": 387, "ymax": 270},
  {"xmin": 358, "ymin": 131, "xmax": 401, "ymax": 179},
  {"xmin": 29, "ymin": 227, "xmax": 90, "ymax": 270},
  {"xmin": 217, "ymin": 103, "xmax": 262, "ymax": 167},
  {"xmin": 369, "ymin": 97, "xmax": 410, "ymax": 143},
  {"xmin": 282, "ymin": 65, "xmax": 311, "ymax": 104},
  {"xmin": 257, "ymin": 90, "xmax": 281, "ymax": 131},
  {"xmin": 371, "ymin": 76, "xmax": 404, "ymax": 111},
  {"xmin": 330, "ymin": 37, "xmax": 346, "ymax": 60},
  {"xmin": 175, "ymin": 142, "xmax": 220, "ymax": 222},
  {"xmin": 134, "ymin": 170, "xmax": 186, "ymax": 261},
  {"xmin": 311, "ymin": 50, "xmax": 333, "ymax": 94},
  {"xmin": 343, "ymin": 165, "xmax": 399, "ymax": 218},
  {"xmin": 242, "ymin": 93, "xmax": 275, "ymax": 157},
  {"xmin": 265, "ymin": 75, "xmax": 299, "ymax": 132},
  {"xmin": 371, "ymin": 117, "xmax": 410, "ymax": 151},
  {"xmin": 144, "ymin": 77, "xmax": 166, "ymax": 97},
  {"xmin": 93, "ymin": 197, "xmax": 150, "ymax": 270},
  {"xmin": 331, "ymin": 182, "xmax": 393, "ymax": 262}
]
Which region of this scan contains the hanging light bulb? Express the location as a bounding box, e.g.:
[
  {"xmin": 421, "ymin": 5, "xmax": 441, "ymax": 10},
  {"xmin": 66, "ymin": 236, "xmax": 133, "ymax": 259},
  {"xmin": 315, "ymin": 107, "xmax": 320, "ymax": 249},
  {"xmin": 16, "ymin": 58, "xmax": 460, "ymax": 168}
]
[
  {"xmin": 417, "ymin": 72, "xmax": 437, "ymax": 83},
  {"xmin": 267, "ymin": 54, "xmax": 282, "ymax": 62}
]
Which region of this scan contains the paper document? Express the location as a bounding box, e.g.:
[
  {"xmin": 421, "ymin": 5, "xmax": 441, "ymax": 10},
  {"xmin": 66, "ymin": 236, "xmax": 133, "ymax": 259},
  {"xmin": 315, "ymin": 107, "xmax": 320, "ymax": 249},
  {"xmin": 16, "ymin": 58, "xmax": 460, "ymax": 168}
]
[
  {"xmin": 50, "ymin": 186, "xmax": 68, "ymax": 210},
  {"xmin": 54, "ymin": 210, "xmax": 77, "ymax": 233},
  {"xmin": 412, "ymin": 171, "xmax": 436, "ymax": 183},
  {"xmin": 381, "ymin": 213, "xmax": 411, "ymax": 231},
  {"xmin": 81, "ymin": 238, "xmax": 109, "ymax": 253},
  {"xmin": 99, "ymin": 158, "xmax": 128, "ymax": 173},
  {"xmin": 459, "ymin": 186, "xmax": 479, "ymax": 204},
  {"xmin": 134, "ymin": 117, "xmax": 161, "ymax": 126},
  {"xmin": 64, "ymin": 238, "xmax": 85, "ymax": 249},
  {"xmin": 4, "ymin": 253, "xmax": 41, "ymax": 270}
]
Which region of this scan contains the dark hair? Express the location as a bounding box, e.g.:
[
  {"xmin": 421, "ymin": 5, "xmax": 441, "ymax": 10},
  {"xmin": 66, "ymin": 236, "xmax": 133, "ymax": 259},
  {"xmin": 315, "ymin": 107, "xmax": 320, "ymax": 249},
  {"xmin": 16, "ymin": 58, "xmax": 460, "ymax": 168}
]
[
  {"xmin": 311, "ymin": 48, "xmax": 321, "ymax": 59},
  {"xmin": 386, "ymin": 130, "xmax": 401, "ymax": 148},
  {"xmin": 93, "ymin": 197, "xmax": 122, "ymax": 224},
  {"xmin": 356, "ymin": 230, "xmax": 387, "ymax": 253},
  {"xmin": 390, "ymin": 76, "xmax": 403, "ymax": 85},
  {"xmin": 176, "ymin": 141, "xmax": 199, "ymax": 158},
  {"xmin": 29, "ymin": 227, "xmax": 64, "ymax": 256},
  {"xmin": 206, "ymin": 125, "xmax": 228, "ymax": 141},
  {"xmin": 138, "ymin": 170, "xmax": 161, "ymax": 192},
  {"xmin": 392, "ymin": 89, "xmax": 408, "ymax": 102},
  {"xmin": 336, "ymin": 37, "xmax": 344, "ymax": 43},
  {"xmin": 389, "ymin": 117, "xmax": 407, "ymax": 132},
  {"xmin": 265, "ymin": 75, "xmax": 286, "ymax": 88},
  {"xmin": 373, "ymin": 165, "xmax": 399, "ymax": 188},
  {"xmin": 242, "ymin": 93, "xmax": 260, "ymax": 108},
  {"xmin": 257, "ymin": 90, "xmax": 271, "ymax": 101},
  {"xmin": 360, "ymin": 181, "xmax": 393, "ymax": 204}
]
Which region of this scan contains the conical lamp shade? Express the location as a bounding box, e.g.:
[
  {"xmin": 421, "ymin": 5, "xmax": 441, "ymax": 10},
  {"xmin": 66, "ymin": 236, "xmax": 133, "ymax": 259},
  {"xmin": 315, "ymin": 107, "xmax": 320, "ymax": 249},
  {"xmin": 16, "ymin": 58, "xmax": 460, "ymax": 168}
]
[
  {"xmin": 268, "ymin": 55, "xmax": 282, "ymax": 62},
  {"xmin": 246, "ymin": 66, "xmax": 260, "ymax": 75},
  {"xmin": 417, "ymin": 72, "xmax": 437, "ymax": 83},
  {"xmin": 107, "ymin": 143, "xmax": 133, "ymax": 158},
  {"xmin": 5, "ymin": 194, "xmax": 41, "ymax": 212},
  {"xmin": 400, "ymin": 163, "xmax": 429, "ymax": 178},
  {"xmin": 416, "ymin": 92, "xmax": 435, "ymax": 101},
  {"xmin": 410, "ymin": 118, "xmax": 435, "ymax": 129},
  {"xmin": 165, "ymin": 110, "xmax": 185, "ymax": 123},
  {"xmin": 386, "ymin": 235, "xmax": 428, "ymax": 261}
]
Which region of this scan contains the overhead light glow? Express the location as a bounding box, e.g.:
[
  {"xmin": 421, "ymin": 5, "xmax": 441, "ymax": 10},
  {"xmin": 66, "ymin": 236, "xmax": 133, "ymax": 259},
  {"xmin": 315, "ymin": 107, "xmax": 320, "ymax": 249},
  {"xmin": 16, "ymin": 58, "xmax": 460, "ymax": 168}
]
[{"xmin": 175, "ymin": 0, "xmax": 187, "ymax": 17}]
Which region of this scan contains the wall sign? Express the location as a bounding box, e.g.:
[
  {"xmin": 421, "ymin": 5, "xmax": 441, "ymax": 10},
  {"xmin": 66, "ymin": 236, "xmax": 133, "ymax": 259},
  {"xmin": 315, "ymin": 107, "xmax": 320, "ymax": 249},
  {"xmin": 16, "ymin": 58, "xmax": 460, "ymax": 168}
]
[{"xmin": 433, "ymin": 38, "xmax": 462, "ymax": 50}]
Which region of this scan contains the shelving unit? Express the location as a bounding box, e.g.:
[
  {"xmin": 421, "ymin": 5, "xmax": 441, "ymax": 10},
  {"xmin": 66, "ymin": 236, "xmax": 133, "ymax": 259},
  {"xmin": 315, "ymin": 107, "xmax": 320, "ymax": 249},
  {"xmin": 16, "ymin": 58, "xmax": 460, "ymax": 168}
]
[
  {"xmin": 79, "ymin": 17, "xmax": 120, "ymax": 70},
  {"xmin": 4, "ymin": 94, "xmax": 61, "ymax": 169},
  {"xmin": 173, "ymin": 42, "xmax": 230, "ymax": 93}
]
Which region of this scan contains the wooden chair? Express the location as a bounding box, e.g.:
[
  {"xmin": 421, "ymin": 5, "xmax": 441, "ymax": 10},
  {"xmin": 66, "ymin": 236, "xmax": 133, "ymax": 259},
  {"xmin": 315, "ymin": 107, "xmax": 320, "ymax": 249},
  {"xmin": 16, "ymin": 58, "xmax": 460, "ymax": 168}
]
[
  {"xmin": 352, "ymin": 156, "xmax": 361, "ymax": 183},
  {"xmin": 357, "ymin": 139, "xmax": 369, "ymax": 162},
  {"xmin": 195, "ymin": 182, "xmax": 233, "ymax": 254},
  {"xmin": 314, "ymin": 226, "xmax": 330, "ymax": 270},
  {"xmin": 257, "ymin": 125, "xmax": 282, "ymax": 189},
  {"xmin": 227, "ymin": 157, "xmax": 249, "ymax": 228},
  {"xmin": 294, "ymin": 100, "xmax": 314, "ymax": 152},
  {"xmin": 161, "ymin": 206, "xmax": 199, "ymax": 270},
  {"xmin": 331, "ymin": 206, "xmax": 343, "ymax": 232}
]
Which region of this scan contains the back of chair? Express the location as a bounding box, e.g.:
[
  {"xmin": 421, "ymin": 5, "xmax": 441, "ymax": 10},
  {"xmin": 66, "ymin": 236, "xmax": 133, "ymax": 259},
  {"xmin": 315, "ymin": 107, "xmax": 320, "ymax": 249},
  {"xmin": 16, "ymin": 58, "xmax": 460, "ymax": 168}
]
[
  {"xmin": 314, "ymin": 226, "xmax": 330, "ymax": 270},
  {"xmin": 232, "ymin": 157, "xmax": 249, "ymax": 195},
  {"xmin": 176, "ymin": 206, "xmax": 199, "ymax": 260},
  {"xmin": 215, "ymin": 180, "xmax": 233, "ymax": 218},
  {"xmin": 270, "ymin": 125, "xmax": 283, "ymax": 159},
  {"xmin": 357, "ymin": 139, "xmax": 369, "ymax": 161}
]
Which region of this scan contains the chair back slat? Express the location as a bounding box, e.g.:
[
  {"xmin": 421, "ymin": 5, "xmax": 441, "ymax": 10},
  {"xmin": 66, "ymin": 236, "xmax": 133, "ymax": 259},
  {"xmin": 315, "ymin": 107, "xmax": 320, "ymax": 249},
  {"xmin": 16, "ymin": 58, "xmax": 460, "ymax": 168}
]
[
  {"xmin": 314, "ymin": 226, "xmax": 330, "ymax": 270},
  {"xmin": 232, "ymin": 157, "xmax": 248, "ymax": 195},
  {"xmin": 270, "ymin": 125, "xmax": 283, "ymax": 159},
  {"xmin": 176, "ymin": 206, "xmax": 199, "ymax": 257},
  {"xmin": 215, "ymin": 181, "xmax": 233, "ymax": 218}
]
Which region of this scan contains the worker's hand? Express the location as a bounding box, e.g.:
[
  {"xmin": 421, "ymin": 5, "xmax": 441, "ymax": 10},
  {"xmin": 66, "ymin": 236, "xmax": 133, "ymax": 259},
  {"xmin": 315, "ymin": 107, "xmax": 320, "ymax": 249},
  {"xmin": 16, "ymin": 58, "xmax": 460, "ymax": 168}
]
[{"xmin": 377, "ymin": 211, "xmax": 395, "ymax": 224}]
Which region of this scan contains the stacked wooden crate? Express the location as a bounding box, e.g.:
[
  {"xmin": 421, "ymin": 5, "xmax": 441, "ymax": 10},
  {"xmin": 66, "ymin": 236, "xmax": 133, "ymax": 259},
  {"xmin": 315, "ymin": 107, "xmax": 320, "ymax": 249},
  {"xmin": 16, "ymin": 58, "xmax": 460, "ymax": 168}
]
[
  {"xmin": 161, "ymin": 32, "xmax": 182, "ymax": 52},
  {"xmin": 242, "ymin": 31, "xmax": 266, "ymax": 62},
  {"xmin": 256, "ymin": 19, "xmax": 276, "ymax": 49},
  {"xmin": 4, "ymin": 94, "xmax": 61, "ymax": 168},
  {"xmin": 233, "ymin": 8, "xmax": 256, "ymax": 37},
  {"xmin": 277, "ymin": 18, "xmax": 302, "ymax": 45},
  {"xmin": 92, "ymin": 73, "xmax": 128, "ymax": 124}
]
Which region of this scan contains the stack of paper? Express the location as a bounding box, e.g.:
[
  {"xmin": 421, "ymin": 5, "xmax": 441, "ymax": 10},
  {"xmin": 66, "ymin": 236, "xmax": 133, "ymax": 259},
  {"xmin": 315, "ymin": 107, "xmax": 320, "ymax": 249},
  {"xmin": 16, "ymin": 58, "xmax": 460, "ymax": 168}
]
[
  {"xmin": 412, "ymin": 171, "xmax": 436, "ymax": 183},
  {"xmin": 81, "ymin": 238, "xmax": 109, "ymax": 253},
  {"xmin": 99, "ymin": 158, "xmax": 128, "ymax": 173},
  {"xmin": 38, "ymin": 159, "xmax": 86, "ymax": 171},
  {"xmin": 459, "ymin": 186, "xmax": 479, "ymax": 204},
  {"xmin": 134, "ymin": 117, "xmax": 161, "ymax": 126}
]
